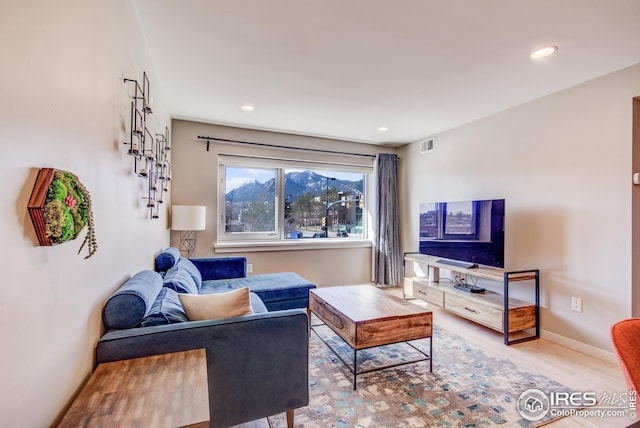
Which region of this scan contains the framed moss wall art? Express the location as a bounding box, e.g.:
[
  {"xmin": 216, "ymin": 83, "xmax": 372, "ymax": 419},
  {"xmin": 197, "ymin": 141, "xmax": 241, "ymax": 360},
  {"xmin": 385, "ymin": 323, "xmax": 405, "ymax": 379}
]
[{"xmin": 27, "ymin": 168, "xmax": 97, "ymax": 259}]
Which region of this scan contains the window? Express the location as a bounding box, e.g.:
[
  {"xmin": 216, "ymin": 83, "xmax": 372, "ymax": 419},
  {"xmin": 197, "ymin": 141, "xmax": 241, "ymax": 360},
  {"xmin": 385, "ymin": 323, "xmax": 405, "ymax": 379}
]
[
  {"xmin": 219, "ymin": 158, "xmax": 368, "ymax": 244},
  {"xmin": 224, "ymin": 166, "xmax": 277, "ymax": 235},
  {"xmin": 283, "ymin": 168, "xmax": 365, "ymax": 239}
]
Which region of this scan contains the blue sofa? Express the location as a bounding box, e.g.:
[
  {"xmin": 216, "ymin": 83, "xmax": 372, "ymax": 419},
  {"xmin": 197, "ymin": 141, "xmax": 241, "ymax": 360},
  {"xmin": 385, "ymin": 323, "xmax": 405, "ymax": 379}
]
[{"xmin": 96, "ymin": 248, "xmax": 317, "ymax": 428}]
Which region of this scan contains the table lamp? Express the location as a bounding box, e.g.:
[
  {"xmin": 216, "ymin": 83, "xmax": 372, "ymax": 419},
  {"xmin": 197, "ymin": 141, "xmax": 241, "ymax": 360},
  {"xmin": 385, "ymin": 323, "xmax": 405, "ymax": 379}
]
[{"xmin": 171, "ymin": 205, "xmax": 206, "ymax": 258}]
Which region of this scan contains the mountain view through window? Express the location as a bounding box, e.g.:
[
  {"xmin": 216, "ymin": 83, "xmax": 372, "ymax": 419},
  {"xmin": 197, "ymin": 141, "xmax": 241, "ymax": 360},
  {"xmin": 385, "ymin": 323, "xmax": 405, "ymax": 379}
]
[{"xmin": 224, "ymin": 166, "xmax": 365, "ymax": 239}]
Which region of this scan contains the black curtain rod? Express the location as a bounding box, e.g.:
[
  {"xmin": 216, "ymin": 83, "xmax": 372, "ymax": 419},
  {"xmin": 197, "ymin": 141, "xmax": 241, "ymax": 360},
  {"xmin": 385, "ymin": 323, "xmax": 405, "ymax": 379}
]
[{"xmin": 197, "ymin": 135, "xmax": 377, "ymax": 158}]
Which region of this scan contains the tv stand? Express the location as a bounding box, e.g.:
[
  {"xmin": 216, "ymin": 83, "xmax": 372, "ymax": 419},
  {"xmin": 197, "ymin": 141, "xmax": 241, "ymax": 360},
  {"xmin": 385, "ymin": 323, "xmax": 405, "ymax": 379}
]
[
  {"xmin": 404, "ymin": 253, "xmax": 539, "ymax": 345},
  {"xmin": 435, "ymin": 258, "xmax": 479, "ymax": 269}
]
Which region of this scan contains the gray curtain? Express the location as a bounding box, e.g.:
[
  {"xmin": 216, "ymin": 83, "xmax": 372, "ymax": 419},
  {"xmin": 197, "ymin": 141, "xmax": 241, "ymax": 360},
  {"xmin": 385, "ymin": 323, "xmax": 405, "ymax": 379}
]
[{"xmin": 374, "ymin": 153, "xmax": 402, "ymax": 285}]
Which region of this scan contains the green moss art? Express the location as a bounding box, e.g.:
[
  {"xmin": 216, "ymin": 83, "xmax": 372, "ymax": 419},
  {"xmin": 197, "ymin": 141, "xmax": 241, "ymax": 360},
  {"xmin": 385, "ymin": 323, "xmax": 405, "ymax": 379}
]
[
  {"xmin": 44, "ymin": 171, "xmax": 85, "ymax": 242},
  {"xmin": 39, "ymin": 170, "xmax": 97, "ymax": 259}
]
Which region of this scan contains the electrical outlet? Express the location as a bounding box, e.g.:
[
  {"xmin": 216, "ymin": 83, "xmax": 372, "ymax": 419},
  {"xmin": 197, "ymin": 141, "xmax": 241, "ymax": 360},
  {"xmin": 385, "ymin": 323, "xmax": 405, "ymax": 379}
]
[
  {"xmin": 247, "ymin": 263, "xmax": 253, "ymax": 274},
  {"xmin": 571, "ymin": 297, "xmax": 583, "ymax": 312}
]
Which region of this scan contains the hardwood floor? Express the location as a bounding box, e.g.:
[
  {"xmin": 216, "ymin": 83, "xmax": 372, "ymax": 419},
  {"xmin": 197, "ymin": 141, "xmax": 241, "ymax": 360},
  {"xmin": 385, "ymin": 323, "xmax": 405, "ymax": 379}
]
[
  {"xmin": 234, "ymin": 286, "xmax": 631, "ymax": 428},
  {"xmin": 402, "ymin": 291, "xmax": 630, "ymax": 427}
]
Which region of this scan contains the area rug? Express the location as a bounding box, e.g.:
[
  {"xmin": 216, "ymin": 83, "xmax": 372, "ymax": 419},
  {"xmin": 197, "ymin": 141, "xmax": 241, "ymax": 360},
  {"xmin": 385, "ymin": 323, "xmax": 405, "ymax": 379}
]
[{"xmin": 268, "ymin": 321, "xmax": 572, "ymax": 428}]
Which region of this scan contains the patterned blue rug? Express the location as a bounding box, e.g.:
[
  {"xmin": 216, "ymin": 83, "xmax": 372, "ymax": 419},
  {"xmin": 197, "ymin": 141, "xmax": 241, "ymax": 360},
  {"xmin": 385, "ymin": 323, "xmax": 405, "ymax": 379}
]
[{"xmin": 268, "ymin": 321, "xmax": 571, "ymax": 427}]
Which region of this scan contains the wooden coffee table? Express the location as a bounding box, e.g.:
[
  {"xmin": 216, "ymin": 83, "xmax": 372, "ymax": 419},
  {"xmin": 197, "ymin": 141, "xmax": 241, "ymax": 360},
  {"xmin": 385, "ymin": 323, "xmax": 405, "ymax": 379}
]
[{"xmin": 309, "ymin": 285, "xmax": 432, "ymax": 389}]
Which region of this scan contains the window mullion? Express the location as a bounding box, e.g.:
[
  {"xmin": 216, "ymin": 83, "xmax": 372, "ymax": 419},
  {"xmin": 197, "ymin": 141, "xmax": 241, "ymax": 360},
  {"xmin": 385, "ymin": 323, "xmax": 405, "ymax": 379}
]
[{"xmin": 276, "ymin": 168, "xmax": 285, "ymax": 240}]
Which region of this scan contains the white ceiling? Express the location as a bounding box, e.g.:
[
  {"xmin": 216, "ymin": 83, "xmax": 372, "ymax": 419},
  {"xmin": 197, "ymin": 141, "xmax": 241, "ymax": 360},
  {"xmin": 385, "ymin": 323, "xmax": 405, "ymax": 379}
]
[{"xmin": 133, "ymin": 0, "xmax": 640, "ymax": 147}]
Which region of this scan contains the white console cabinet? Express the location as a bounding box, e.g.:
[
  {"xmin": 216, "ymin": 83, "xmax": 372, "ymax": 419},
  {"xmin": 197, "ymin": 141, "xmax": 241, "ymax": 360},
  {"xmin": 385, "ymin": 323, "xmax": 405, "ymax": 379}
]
[{"xmin": 404, "ymin": 253, "xmax": 539, "ymax": 345}]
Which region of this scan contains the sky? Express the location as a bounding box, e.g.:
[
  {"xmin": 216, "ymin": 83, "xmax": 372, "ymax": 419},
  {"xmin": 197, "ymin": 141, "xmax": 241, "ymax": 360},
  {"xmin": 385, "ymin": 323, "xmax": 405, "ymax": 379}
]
[{"xmin": 225, "ymin": 167, "xmax": 364, "ymax": 191}]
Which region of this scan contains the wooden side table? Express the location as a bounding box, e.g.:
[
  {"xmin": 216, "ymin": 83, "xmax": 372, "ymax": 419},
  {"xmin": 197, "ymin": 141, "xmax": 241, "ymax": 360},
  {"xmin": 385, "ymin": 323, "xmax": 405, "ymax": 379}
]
[{"xmin": 58, "ymin": 349, "xmax": 209, "ymax": 428}]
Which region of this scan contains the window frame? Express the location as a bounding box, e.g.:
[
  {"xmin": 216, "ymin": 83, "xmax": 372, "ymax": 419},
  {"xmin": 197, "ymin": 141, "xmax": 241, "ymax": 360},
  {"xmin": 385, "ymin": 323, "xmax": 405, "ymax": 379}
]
[
  {"xmin": 220, "ymin": 164, "xmax": 280, "ymax": 240},
  {"xmin": 216, "ymin": 155, "xmax": 372, "ymax": 251}
]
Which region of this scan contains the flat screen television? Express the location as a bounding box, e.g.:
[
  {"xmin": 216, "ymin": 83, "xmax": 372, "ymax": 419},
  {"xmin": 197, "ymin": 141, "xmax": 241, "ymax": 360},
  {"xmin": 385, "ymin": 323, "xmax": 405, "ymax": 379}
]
[{"xmin": 419, "ymin": 198, "xmax": 505, "ymax": 268}]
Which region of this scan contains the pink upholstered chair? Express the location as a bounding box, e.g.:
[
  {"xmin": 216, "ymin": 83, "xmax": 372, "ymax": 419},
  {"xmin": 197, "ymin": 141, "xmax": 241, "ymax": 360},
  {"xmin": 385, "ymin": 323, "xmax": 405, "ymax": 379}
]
[{"xmin": 610, "ymin": 318, "xmax": 640, "ymax": 393}]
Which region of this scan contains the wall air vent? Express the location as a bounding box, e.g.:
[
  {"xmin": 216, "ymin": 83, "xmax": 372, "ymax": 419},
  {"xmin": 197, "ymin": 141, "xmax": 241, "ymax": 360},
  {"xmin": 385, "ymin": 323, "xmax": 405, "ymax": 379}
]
[{"xmin": 419, "ymin": 138, "xmax": 434, "ymax": 154}]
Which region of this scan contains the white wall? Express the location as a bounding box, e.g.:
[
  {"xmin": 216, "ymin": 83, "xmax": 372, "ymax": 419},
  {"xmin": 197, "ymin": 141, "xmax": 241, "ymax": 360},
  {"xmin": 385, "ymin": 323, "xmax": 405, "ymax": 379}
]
[
  {"xmin": 0, "ymin": 1, "xmax": 170, "ymax": 427},
  {"xmin": 170, "ymin": 119, "xmax": 394, "ymax": 286},
  {"xmin": 399, "ymin": 63, "xmax": 640, "ymax": 354}
]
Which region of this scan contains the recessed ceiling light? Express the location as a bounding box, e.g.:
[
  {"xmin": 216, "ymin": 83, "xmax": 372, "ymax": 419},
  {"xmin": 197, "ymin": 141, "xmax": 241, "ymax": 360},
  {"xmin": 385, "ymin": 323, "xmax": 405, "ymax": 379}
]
[
  {"xmin": 530, "ymin": 45, "xmax": 558, "ymax": 59},
  {"xmin": 377, "ymin": 126, "xmax": 389, "ymax": 132},
  {"xmin": 241, "ymin": 105, "xmax": 254, "ymax": 111}
]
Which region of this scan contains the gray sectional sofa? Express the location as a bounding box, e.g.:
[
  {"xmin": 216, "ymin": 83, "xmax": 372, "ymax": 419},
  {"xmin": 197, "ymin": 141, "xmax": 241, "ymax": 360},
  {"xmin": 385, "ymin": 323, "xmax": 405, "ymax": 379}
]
[{"xmin": 96, "ymin": 247, "xmax": 317, "ymax": 428}]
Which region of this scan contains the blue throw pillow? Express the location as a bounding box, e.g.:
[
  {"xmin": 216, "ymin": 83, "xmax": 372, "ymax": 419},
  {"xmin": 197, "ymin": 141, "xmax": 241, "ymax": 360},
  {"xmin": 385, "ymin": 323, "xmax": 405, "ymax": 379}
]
[
  {"xmin": 163, "ymin": 264, "xmax": 198, "ymax": 294},
  {"xmin": 103, "ymin": 270, "xmax": 163, "ymax": 329},
  {"xmin": 155, "ymin": 247, "xmax": 181, "ymax": 272},
  {"xmin": 178, "ymin": 258, "xmax": 202, "ymax": 290},
  {"xmin": 250, "ymin": 292, "xmax": 268, "ymax": 314},
  {"xmin": 140, "ymin": 287, "xmax": 189, "ymax": 326}
]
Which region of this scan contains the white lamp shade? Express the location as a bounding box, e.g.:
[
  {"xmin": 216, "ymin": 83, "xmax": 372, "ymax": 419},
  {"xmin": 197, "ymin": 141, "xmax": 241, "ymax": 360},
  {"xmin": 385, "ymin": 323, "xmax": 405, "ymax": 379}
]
[{"xmin": 172, "ymin": 205, "xmax": 206, "ymax": 231}]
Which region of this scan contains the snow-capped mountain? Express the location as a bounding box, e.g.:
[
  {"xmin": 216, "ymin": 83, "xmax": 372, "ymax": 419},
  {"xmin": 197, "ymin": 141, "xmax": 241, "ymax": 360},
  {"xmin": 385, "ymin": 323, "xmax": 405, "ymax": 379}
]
[{"xmin": 225, "ymin": 170, "xmax": 363, "ymax": 202}]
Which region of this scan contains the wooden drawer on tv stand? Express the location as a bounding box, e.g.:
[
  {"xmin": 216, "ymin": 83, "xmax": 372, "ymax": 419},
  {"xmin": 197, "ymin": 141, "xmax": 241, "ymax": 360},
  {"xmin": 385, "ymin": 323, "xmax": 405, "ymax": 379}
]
[
  {"xmin": 413, "ymin": 281, "xmax": 444, "ymax": 307},
  {"xmin": 413, "ymin": 279, "xmax": 536, "ymax": 334},
  {"xmin": 444, "ymin": 292, "xmax": 503, "ymax": 331}
]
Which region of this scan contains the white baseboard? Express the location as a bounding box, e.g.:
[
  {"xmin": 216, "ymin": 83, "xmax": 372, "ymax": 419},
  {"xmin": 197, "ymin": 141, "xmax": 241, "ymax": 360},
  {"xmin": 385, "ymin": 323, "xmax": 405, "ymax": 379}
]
[{"xmin": 541, "ymin": 329, "xmax": 618, "ymax": 364}]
